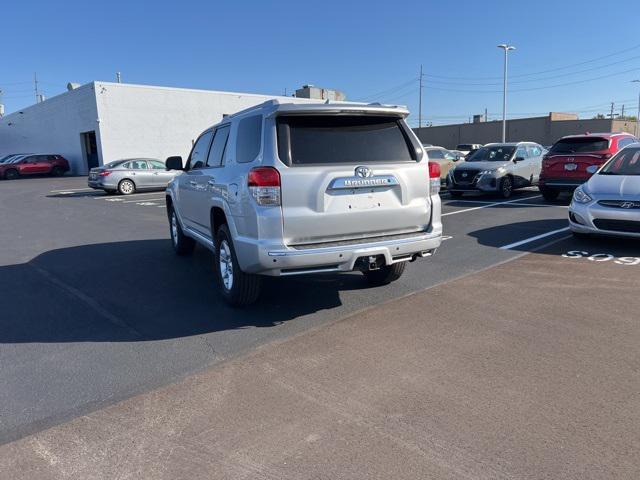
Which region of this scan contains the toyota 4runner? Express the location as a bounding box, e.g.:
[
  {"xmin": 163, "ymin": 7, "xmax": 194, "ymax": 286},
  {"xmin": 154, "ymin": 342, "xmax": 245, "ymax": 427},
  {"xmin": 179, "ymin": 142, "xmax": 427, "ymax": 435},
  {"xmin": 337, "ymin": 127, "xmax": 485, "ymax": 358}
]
[{"xmin": 164, "ymin": 100, "xmax": 442, "ymax": 306}]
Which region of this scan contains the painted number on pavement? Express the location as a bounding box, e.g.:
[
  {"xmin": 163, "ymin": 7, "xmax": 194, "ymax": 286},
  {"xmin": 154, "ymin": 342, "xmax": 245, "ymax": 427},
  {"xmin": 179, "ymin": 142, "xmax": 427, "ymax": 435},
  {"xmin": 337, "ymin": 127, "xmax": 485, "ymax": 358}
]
[{"xmin": 562, "ymin": 251, "xmax": 640, "ymax": 266}]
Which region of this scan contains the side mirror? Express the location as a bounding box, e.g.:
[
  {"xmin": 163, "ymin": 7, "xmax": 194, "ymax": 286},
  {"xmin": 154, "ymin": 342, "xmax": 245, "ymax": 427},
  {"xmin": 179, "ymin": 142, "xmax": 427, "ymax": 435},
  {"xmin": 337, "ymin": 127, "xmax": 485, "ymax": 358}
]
[
  {"xmin": 166, "ymin": 156, "xmax": 184, "ymax": 171},
  {"xmin": 514, "ymin": 156, "xmax": 525, "ymax": 163}
]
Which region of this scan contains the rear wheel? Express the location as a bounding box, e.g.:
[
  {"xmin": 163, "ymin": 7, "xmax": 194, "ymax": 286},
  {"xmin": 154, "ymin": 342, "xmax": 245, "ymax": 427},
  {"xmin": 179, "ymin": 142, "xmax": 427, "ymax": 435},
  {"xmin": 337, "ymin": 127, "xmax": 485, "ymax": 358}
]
[
  {"xmin": 214, "ymin": 225, "xmax": 261, "ymax": 307},
  {"xmin": 168, "ymin": 206, "xmax": 195, "ymax": 255},
  {"xmin": 540, "ymin": 188, "xmax": 559, "ymax": 202},
  {"xmin": 4, "ymin": 169, "xmax": 19, "ymax": 180},
  {"xmin": 363, "ymin": 262, "xmax": 406, "ymax": 286},
  {"xmin": 51, "ymin": 166, "xmax": 63, "ymax": 177},
  {"xmin": 499, "ymin": 176, "xmax": 513, "ymax": 199},
  {"xmin": 118, "ymin": 179, "xmax": 136, "ymax": 195}
]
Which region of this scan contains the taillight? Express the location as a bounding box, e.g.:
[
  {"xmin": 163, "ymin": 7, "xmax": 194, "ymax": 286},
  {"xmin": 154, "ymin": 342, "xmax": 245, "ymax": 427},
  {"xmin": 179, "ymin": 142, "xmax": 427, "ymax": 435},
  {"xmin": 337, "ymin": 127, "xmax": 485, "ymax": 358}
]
[
  {"xmin": 248, "ymin": 167, "xmax": 281, "ymax": 206},
  {"xmin": 428, "ymin": 161, "xmax": 441, "ymax": 195},
  {"xmin": 99, "ymin": 170, "xmax": 111, "ymax": 177}
]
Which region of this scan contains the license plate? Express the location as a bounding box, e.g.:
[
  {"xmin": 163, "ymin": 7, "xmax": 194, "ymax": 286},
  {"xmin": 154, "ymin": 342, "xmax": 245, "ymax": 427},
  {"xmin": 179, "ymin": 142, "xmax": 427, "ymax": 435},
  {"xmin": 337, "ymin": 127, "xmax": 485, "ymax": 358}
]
[{"xmin": 564, "ymin": 163, "xmax": 578, "ymax": 171}]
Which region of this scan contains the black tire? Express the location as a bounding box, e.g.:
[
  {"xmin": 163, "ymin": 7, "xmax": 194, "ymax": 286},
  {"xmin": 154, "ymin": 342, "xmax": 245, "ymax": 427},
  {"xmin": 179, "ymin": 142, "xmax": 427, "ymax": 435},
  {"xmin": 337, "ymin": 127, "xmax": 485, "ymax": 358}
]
[
  {"xmin": 214, "ymin": 224, "xmax": 261, "ymax": 307},
  {"xmin": 168, "ymin": 206, "xmax": 195, "ymax": 256},
  {"xmin": 540, "ymin": 188, "xmax": 559, "ymax": 202},
  {"xmin": 51, "ymin": 166, "xmax": 63, "ymax": 177},
  {"xmin": 118, "ymin": 179, "xmax": 136, "ymax": 195},
  {"xmin": 4, "ymin": 169, "xmax": 19, "ymax": 180},
  {"xmin": 449, "ymin": 191, "xmax": 464, "ymax": 198},
  {"xmin": 499, "ymin": 176, "xmax": 513, "ymax": 199},
  {"xmin": 363, "ymin": 262, "xmax": 406, "ymax": 286}
]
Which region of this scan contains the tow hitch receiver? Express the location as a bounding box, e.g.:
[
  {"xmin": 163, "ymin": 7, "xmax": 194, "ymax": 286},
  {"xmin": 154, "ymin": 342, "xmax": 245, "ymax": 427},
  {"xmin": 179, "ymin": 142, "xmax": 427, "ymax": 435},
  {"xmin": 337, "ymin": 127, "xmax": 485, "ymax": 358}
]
[{"xmin": 356, "ymin": 255, "xmax": 386, "ymax": 271}]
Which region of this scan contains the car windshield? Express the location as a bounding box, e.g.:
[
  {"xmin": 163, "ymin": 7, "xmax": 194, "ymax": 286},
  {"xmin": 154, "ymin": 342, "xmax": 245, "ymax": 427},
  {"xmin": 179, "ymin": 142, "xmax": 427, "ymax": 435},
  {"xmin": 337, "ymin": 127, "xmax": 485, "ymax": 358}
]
[
  {"xmin": 466, "ymin": 146, "xmax": 515, "ymax": 162},
  {"xmin": 550, "ymin": 137, "xmax": 609, "ymax": 154},
  {"xmin": 599, "ymin": 147, "xmax": 640, "ymax": 175}
]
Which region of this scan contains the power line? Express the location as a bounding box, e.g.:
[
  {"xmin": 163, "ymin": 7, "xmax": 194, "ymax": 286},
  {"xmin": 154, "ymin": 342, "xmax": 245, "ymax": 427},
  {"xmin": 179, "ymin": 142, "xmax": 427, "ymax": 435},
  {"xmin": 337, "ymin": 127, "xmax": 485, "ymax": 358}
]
[{"xmin": 422, "ymin": 42, "xmax": 640, "ymax": 81}]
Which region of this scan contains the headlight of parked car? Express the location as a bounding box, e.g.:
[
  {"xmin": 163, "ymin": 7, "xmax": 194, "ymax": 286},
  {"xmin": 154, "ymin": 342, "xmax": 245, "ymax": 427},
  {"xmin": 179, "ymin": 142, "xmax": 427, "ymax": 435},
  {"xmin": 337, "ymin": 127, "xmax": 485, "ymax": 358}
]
[
  {"xmin": 573, "ymin": 186, "xmax": 592, "ymax": 204},
  {"xmin": 479, "ymin": 167, "xmax": 506, "ymax": 176}
]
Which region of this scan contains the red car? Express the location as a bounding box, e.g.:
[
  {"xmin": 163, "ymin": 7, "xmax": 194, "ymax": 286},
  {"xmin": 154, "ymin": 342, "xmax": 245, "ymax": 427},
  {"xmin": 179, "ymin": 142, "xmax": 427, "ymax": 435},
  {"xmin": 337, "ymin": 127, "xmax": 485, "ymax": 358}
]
[
  {"xmin": 0, "ymin": 154, "xmax": 70, "ymax": 180},
  {"xmin": 539, "ymin": 132, "xmax": 638, "ymax": 201}
]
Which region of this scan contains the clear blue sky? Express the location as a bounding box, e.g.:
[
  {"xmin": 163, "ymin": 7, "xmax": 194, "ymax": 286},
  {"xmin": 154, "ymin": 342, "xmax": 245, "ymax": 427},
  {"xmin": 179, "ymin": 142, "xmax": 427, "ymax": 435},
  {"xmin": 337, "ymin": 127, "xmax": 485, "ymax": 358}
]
[{"xmin": 3, "ymin": 0, "xmax": 640, "ymax": 126}]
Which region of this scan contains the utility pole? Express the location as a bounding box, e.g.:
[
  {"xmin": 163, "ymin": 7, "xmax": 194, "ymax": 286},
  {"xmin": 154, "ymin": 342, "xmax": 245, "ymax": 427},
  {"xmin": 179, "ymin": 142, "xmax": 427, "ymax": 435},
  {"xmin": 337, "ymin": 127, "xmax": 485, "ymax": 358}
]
[
  {"xmin": 484, "ymin": 107, "xmax": 488, "ymax": 122},
  {"xmin": 610, "ymin": 102, "xmax": 615, "ymax": 121},
  {"xmin": 633, "ymin": 80, "xmax": 640, "ymax": 137},
  {"xmin": 116, "ymin": 72, "xmax": 122, "ymax": 83},
  {"xmin": 418, "ymin": 64, "xmax": 424, "ymax": 130},
  {"xmin": 498, "ymin": 44, "xmax": 516, "ymax": 142},
  {"xmin": 34, "ymin": 72, "xmax": 40, "ymax": 103},
  {"xmin": 621, "ymin": 104, "xmax": 625, "ymax": 119}
]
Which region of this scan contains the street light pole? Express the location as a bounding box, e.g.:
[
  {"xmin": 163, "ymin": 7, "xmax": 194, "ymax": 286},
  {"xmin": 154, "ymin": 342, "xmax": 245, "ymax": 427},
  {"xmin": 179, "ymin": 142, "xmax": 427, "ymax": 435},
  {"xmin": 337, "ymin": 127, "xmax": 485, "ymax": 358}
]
[
  {"xmin": 498, "ymin": 44, "xmax": 515, "ymax": 142},
  {"xmin": 632, "ymin": 80, "xmax": 640, "ymax": 137}
]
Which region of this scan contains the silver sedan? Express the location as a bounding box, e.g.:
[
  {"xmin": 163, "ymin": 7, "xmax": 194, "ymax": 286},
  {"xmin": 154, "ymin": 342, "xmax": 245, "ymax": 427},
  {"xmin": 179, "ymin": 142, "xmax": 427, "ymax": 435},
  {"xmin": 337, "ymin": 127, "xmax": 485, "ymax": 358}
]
[
  {"xmin": 569, "ymin": 145, "xmax": 640, "ymax": 238},
  {"xmin": 88, "ymin": 158, "xmax": 181, "ymax": 195}
]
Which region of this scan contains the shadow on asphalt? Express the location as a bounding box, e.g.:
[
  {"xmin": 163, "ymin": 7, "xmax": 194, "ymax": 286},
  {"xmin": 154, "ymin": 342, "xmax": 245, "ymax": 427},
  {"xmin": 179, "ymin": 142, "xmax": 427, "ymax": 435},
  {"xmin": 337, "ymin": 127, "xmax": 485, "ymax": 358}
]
[
  {"xmin": 0, "ymin": 240, "xmax": 369, "ymax": 343},
  {"xmin": 469, "ymin": 219, "xmax": 640, "ymax": 254}
]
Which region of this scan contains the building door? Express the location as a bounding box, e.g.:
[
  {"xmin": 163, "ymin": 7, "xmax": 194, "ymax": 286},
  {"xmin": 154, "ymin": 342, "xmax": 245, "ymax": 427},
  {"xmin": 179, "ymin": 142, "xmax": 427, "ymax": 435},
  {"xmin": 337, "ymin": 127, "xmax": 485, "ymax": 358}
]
[{"xmin": 81, "ymin": 131, "xmax": 99, "ymax": 170}]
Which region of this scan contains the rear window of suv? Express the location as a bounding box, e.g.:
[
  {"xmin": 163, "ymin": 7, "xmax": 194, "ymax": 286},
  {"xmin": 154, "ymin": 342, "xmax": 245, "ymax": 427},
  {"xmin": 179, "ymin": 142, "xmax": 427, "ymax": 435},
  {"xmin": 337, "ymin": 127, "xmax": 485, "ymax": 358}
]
[
  {"xmin": 550, "ymin": 137, "xmax": 609, "ymax": 154},
  {"xmin": 276, "ymin": 115, "xmax": 416, "ymax": 165}
]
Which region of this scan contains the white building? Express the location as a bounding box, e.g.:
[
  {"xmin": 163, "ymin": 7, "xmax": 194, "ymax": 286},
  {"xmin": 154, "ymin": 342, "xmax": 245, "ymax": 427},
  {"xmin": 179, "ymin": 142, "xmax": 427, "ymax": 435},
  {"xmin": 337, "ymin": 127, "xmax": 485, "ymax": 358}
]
[{"xmin": 0, "ymin": 82, "xmax": 322, "ymax": 175}]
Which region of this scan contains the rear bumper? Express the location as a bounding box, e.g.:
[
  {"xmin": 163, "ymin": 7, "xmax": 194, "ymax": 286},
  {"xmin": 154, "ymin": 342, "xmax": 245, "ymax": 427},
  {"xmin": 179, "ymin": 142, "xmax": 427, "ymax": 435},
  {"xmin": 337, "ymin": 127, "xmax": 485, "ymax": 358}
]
[
  {"xmin": 235, "ymin": 231, "xmax": 442, "ymax": 276},
  {"xmin": 88, "ymin": 178, "xmax": 117, "ymax": 190},
  {"xmin": 539, "ymin": 178, "xmax": 586, "ymax": 191},
  {"xmin": 235, "ymin": 195, "xmax": 443, "ymax": 276}
]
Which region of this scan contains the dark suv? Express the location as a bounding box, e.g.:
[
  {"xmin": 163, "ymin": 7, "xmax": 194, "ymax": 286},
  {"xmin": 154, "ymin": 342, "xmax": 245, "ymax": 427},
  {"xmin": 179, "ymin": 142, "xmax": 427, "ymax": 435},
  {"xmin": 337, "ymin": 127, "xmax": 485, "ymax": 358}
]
[
  {"xmin": 0, "ymin": 154, "xmax": 70, "ymax": 180},
  {"xmin": 538, "ymin": 133, "xmax": 638, "ymax": 201}
]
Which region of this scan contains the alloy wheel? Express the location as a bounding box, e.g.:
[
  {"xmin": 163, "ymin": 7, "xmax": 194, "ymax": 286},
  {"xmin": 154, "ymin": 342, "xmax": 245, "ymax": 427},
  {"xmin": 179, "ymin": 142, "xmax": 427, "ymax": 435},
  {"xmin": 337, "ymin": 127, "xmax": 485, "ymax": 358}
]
[{"xmin": 219, "ymin": 240, "xmax": 234, "ymax": 291}]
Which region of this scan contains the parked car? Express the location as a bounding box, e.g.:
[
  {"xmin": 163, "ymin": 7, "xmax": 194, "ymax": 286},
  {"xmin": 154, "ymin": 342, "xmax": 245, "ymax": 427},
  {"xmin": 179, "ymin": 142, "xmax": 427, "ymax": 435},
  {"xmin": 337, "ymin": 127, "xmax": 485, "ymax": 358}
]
[
  {"xmin": 539, "ymin": 132, "xmax": 638, "ymax": 201},
  {"xmin": 423, "ymin": 146, "xmax": 464, "ymax": 187},
  {"xmin": 88, "ymin": 158, "xmax": 180, "ymax": 194},
  {"xmin": 0, "ymin": 154, "xmax": 69, "ymax": 180},
  {"xmin": 455, "ymin": 143, "xmax": 483, "ymax": 156},
  {"xmin": 447, "ymin": 142, "xmax": 545, "ymax": 198},
  {"xmin": 569, "ymin": 144, "xmax": 640, "ymax": 238},
  {"xmin": 165, "ymin": 100, "xmax": 443, "ymax": 306}
]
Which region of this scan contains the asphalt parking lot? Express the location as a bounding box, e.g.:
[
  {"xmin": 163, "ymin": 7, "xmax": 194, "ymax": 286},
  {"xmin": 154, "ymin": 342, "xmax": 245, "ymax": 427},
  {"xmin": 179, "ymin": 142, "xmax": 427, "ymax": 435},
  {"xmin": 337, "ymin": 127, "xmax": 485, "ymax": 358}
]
[{"xmin": 1, "ymin": 176, "xmax": 639, "ymax": 476}]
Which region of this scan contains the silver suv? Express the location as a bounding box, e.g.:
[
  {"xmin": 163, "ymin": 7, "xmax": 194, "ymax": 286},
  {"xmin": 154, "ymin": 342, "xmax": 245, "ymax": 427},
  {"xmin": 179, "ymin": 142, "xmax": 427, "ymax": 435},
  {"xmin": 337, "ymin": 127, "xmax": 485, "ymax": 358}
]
[
  {"xmin": 165, "ymin": 100, "xmax": 442, "ymax": 306},
  {"xmin": 447, "ymin": 142, "xmax": 545, "ymax": 198}
]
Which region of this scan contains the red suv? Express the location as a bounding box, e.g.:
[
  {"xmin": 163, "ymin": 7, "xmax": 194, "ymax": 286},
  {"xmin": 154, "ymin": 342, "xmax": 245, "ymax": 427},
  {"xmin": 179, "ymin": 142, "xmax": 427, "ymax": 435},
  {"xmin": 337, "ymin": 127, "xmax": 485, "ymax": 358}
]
[
  {"xmin": 0, "ymin": 154, "xmax": 70, "ymax": 180},
  {"xmin": 539, "ymin": 132, "xmax": 638, "ymax": 201}
]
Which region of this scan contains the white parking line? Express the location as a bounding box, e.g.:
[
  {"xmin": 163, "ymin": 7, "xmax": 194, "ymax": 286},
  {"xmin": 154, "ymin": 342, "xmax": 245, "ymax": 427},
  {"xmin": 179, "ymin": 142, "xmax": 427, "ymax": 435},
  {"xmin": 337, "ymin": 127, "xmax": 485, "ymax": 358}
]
[
  {"xmin": 95, "ymin": 192, "xmax": 167, "ymax": 200},
  {"xmin": 499, "ymin": 227, "xmax": 570, "ymax": 250},
  {"xmin": 441, "ymin": 195, "xmax": 542, "ymax": 217},
  {"xmin": 120, "ymin": 197, "xmax": 165, "ymax": 204},
  {"xmin": 445, "ymin": 198, "xmax": 567, "ymax": 208},
  {"xmin": 50, "ymin": 187, "xmax": 95, "ymax": 193}
]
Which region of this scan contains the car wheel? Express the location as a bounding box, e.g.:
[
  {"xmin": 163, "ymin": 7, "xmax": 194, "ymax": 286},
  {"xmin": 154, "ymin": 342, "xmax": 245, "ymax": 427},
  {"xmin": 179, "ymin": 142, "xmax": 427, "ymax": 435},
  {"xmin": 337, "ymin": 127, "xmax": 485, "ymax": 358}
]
[
  {"xmin": 168, "ymin": 206, "xmax": 195, "ymax": 256},
  {"xmin": 540, "ymin": 188, "xmax": 559, "ymax": 202},
  {"xmin": 51, "ymin": 166, "xmax": 63, "ymax": 177},
  {"xmin": 118, "ymin": 179, "xmax": 136, "ymax": 195},
  {"xmin": 4, "ymin": 169, "xmax": 19, "ymax": 180},
  {"xmin": 449, "ymin": 191, "xmax": 464, "ymax": 198},
  {"xmin": 215, "ymin": 224, "xmax": 261, "ymax": 307},
  {"xmin": 363, "ymin": 261, "xmax": 406, "ymax": 286},
  {"xmin": 499, "ymin": 176, "xmax": 513, "ymax": 199}
]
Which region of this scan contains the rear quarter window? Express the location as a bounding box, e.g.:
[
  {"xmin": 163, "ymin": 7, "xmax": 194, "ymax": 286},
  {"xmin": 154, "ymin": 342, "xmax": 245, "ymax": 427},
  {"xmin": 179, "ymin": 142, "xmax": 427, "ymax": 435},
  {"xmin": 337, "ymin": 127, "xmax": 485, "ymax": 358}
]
[
  {"xmin": 236, "ymin": 115, "xmax": 262, "ymax": 164},
  {"xmin": 277, "ymin": 115, "xmax": 416, "ymax": 165}
]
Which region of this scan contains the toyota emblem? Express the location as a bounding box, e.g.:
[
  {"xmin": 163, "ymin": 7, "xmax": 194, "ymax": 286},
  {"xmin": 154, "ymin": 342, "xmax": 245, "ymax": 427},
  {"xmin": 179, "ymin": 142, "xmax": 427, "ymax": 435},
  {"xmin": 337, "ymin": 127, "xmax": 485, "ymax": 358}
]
[{"xmin": 355, "ymin": 166, "xmax": 373, "ymax": 178}]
